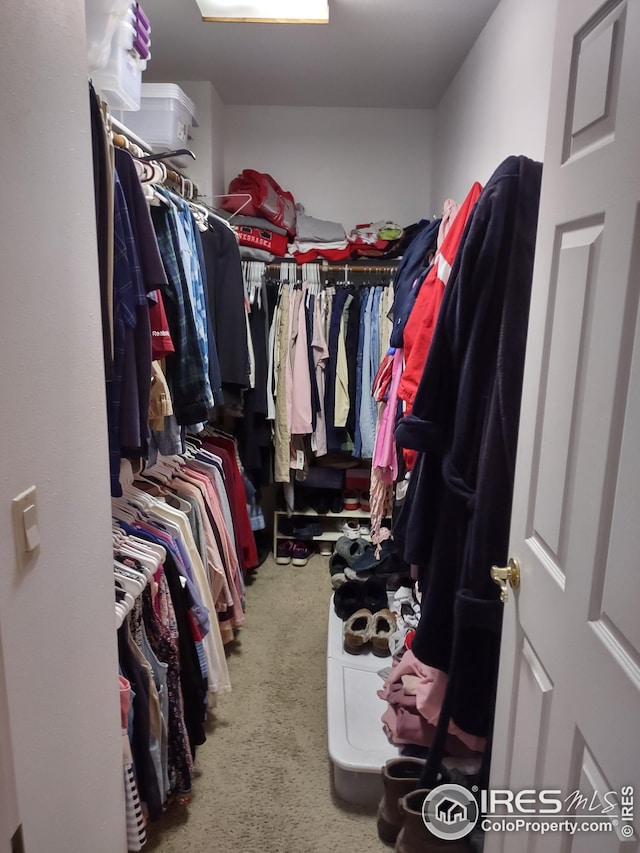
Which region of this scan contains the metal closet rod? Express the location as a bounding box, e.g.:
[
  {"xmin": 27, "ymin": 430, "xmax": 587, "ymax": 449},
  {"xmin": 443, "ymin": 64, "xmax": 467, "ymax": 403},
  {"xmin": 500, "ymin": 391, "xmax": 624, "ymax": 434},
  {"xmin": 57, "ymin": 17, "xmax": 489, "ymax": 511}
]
[
  {"xmin": 110, "ymin": 116, "xmax": 199, "ymax": 197},
  {"xmin": 265, "ymin": 262, "xmax": 399, "ymax": 272}
]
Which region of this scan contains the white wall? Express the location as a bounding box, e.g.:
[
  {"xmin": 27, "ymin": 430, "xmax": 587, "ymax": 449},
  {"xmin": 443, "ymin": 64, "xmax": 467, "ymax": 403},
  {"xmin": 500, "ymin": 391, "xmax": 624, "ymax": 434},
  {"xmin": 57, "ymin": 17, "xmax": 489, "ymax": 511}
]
[
  {"xmin": 430, "ymin": 0, "xmax": 558, "ymax": 212},
  {"xmin": 211, "ymin": 84, "xmax": 226, "ymax": 198},
  {"xmin": 178, "ymin": 80, "xmax": 227, "ymax": 201},
  {"xmin": 179, "ymin": 81, "xmax": 215, "ymax": 199},
  {"xmin": 224, "ymin": 106, "xmax": 435, "ymax": 231},
  {"xmin": 0, "ymin": 0, "xmax": 125, "ymax": 850}
]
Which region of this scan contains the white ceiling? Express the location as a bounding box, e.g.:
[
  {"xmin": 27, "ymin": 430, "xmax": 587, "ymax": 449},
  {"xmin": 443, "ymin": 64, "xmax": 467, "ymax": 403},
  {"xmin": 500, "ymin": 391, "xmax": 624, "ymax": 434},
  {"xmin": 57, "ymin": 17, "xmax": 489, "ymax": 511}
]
[{"xmin": 143, "ymin": 0, "xmax": 501, "ymax": 109}]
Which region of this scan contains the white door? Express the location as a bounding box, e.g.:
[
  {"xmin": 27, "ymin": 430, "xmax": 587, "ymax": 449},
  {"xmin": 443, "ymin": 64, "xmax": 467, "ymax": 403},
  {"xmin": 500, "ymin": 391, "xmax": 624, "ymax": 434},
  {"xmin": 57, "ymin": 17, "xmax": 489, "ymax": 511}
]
[
  {"xmin": 0, "ymin": 628, "xmax": 20, "ymax": 853},
  {"xmin": 487, "ymin": 0, "xmax": 640, "ymax": 851}
]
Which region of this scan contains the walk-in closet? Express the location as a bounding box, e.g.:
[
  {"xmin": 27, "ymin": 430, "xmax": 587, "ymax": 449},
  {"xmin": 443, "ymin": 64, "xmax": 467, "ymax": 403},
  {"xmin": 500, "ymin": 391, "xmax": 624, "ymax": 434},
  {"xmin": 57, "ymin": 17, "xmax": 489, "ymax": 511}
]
[{"xmin": 1, "ymin": 0, "xmax": 639, "ymax": 852}]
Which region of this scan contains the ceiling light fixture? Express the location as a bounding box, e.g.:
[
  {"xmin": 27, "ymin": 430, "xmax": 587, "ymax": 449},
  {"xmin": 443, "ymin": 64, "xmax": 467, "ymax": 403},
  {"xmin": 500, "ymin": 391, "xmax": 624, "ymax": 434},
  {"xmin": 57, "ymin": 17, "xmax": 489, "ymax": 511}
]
[{"xmin": 195, "ymin": 0, "xmax": 329, "ymax": 24}]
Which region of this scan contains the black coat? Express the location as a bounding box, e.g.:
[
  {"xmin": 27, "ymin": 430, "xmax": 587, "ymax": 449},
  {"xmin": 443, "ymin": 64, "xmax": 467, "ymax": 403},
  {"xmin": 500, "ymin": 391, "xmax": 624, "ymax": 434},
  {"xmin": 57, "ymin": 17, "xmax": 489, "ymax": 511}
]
[
  {"xmin": 201, "ymin": 217, "xmax": 250, "ymax": 400},
  {"xmin": 395, "ymin": 156, "xmax": 543, "ymax": 737}
]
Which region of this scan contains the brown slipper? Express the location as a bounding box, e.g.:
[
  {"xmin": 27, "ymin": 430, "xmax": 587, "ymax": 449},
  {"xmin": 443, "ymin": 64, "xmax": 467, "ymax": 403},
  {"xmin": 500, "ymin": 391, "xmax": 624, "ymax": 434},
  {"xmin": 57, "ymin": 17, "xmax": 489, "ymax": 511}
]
[
  {"xmin": 371, "ymin": 609, "xmax": 397, "ymax": 656},
  {"xmin": 343, "ymin": 608, "xmax": 374, "ymax": 654}
]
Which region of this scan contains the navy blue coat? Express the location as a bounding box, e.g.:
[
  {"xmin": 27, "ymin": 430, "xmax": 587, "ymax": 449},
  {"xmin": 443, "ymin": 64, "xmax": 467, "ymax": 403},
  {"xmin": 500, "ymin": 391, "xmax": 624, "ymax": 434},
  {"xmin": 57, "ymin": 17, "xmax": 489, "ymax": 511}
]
[
  {"xmin": 389, "ymin": 218, "xmax": 441, "ymax": 348},
  {"xmin": 395, "ymin": 156, "xmax": 543, "ymax": 737}
]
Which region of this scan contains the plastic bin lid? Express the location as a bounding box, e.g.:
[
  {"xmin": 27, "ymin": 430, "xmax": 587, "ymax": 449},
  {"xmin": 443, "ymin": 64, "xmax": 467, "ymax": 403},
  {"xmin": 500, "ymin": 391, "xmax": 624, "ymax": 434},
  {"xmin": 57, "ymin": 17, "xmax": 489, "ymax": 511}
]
[{"xmin": 140, "ymin": 83, "xmax": 197, "ymax": 124}]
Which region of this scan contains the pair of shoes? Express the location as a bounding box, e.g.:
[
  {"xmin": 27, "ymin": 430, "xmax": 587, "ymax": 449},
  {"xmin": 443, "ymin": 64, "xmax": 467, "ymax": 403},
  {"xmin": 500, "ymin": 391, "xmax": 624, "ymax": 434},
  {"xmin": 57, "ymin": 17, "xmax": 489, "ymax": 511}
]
[
  {"xmin": 395, "ymin": 789, "xmax": 472, "ymax": 852},
  {"xmin": 378, "ymin": 761, "xmax": 466, "ymax": 851},
  {"xmin": 304, "ymin": 489, "xmax": 330, "ymax": 514},
  {"xmin": 341, "ymin": 520, "xmax": 371, "ymax": 538},
  {"xmin": 342, "ymin": 490, "xmax": 372, "ymax": 512},
  {"xmin": 349, "ymin": 539, "xmax": 396, "ymax": 576},
  {"xmin": 334, "ymin": 577, "xmax": 387, "ymax": 620},
  {"xmin": 342, "ymin": 490, "xmax": 360, "ymax": 511},
  {"xmin": 329, "ymin": 490, "xmax": 344, "ymax": 514},
  {"xmin": 341, "ymin": 520, "xmax": 361, "ymax": 539},
  {"xmin": 280, "ymin": 519, "xmax": 323, "ymax": 539},
  {"xmin": 329, "ymin": 552, "xmax": 349, "ymax": 589},
  {"xmin": 343, "ymin": 607, "xmax": 397, "ymax": 655},
  {"xmin": 335, "ymin": 535, "xmax": 369, "ymax": 566},
  {"xmin": 294, "ymin": 521, "xmax": 324, "ymax": 540},
  {"xmin": 275, "ymin": 540, "xmax": 312, "ymax": 566}
]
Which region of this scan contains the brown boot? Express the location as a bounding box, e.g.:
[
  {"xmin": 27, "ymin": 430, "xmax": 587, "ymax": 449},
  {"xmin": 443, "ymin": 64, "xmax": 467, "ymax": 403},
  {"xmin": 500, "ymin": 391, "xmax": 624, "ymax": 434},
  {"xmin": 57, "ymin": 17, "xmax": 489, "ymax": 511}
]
[
  {"xmin": 376, "ymin": 758, "xmax": 426, "ymax": 844},
  {"xmin": 394, "ymin": 789, "xmax": 472, "ymax": 853}
]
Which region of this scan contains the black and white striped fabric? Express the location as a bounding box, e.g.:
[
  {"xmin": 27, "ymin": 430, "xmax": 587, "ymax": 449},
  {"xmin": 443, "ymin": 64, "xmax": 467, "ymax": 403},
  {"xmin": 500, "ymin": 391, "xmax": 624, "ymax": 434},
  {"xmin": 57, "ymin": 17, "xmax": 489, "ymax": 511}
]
[{"xmin": 123, "ymin": 731, "xmax": 146, "ymax": 851}]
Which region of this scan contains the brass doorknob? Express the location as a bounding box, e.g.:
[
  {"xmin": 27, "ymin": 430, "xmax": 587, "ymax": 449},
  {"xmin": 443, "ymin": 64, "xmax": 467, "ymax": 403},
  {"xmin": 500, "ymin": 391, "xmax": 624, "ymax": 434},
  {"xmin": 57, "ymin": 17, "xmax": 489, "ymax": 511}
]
[{"xmin": 491, "ymin": 557, "xmax": 521, "ymax": 603}]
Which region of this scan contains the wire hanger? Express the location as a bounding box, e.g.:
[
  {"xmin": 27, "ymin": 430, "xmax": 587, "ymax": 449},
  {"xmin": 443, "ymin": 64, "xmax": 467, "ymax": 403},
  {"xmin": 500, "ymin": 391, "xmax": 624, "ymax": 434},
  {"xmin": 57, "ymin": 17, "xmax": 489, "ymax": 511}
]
[{"xmin": 208, "ymin": 193, "xmax": 254, "ymax": 221}]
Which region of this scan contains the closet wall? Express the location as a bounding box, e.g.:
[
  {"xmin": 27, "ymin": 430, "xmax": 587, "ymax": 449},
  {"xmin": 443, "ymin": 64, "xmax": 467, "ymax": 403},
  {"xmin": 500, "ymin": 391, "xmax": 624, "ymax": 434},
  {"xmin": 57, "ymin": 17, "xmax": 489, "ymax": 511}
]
[
  {"xmin": 223, "ymin": 105, "xmax": 435, "ymax": 230},
  {"xmin": 430, "ymin": 0, "xmax": 558, "ymax": 210},
  {"xmin": 187, "ymin": 0, "xmax": 557, "ymax": 230},
  {"xmin": 0, "ymin": 0, "xmax": 125, "ymax": 850},
  {"xmin": 179, "ymin": 80, "xmax": 227, "ymax": 200}
]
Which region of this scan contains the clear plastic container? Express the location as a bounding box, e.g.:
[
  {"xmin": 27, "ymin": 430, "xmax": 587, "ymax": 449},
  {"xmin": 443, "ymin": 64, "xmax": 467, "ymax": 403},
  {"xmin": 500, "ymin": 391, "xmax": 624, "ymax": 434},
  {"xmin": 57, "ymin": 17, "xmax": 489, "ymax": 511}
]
[
  {"xmin": 122, "ymin": 84, "xmax": 197, "ymax": 164},
  {"xmin": 92, "ymin": 18, "xmax": 146, "ymax": 111}
]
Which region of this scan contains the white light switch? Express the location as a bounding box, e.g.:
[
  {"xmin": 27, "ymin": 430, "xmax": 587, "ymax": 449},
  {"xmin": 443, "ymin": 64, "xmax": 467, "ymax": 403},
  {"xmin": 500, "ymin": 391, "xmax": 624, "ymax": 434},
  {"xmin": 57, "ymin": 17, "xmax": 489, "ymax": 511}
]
[
  {"xmin": 23, "ymin": 503, "xmax": 39, "ymax": 551},
  {"xmin": 12, "ymin": 486, "xmax": 40, "ymax": 569}
]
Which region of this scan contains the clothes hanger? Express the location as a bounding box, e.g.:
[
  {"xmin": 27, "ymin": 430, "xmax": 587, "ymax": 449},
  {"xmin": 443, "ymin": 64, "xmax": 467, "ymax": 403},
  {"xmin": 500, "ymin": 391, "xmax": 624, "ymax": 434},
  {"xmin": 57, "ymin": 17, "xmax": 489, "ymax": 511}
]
[
  {"xmin": 208, "ymin": 193, "xmax": 253, "ymax": 222},
  {"xmin": 111, "ymin": 500, "xmax": 138, "ymax": 524},
  {"xmin": 114, "ymin": 565, "xmax": 145, "ymax": 597},
  {"xmin": 138, "ymin": 148, "xmax": 196, "ymax": 163},
  {"xmin": 114, "ymin": 558, "xmax": 148, "ymax": 587},
  {"xmin": 120, "ymin": 533, "xmax": 166, "ymax": 567},
  {"xmin": 207, "ymin": 209, "xmax": 236, "ymax": 233},
  {"xmin": 116, "ymin": 547, "xmax": 155, "ymax": 581},
  {"xmin": 114, "ymin": 586, "xmax": 135, "ymax": 610}
]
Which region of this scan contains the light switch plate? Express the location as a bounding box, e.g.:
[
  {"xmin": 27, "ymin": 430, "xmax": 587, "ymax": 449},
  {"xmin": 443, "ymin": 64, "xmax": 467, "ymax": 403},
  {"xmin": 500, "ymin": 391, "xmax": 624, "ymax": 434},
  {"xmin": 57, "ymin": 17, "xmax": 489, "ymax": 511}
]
[{"xmin": 12, "ymin": 486, "xmax": 39, "ymax": 570}]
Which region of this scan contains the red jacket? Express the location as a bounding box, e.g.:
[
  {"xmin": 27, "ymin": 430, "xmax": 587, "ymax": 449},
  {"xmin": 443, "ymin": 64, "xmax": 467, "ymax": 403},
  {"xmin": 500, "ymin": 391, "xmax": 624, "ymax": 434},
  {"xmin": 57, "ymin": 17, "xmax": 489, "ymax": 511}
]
[{"xmin": 398, "ymin": 182, "xmax": 483, "ymax": 469}]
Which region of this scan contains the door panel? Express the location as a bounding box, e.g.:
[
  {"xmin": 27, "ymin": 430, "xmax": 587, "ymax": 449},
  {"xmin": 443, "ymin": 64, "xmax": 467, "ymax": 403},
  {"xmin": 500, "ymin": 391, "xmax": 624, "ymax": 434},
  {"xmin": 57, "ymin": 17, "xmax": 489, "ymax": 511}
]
[
  {"xmin": 487, "ymin": 0, "xmax": 640, "ymax": 850},
  {"xmin": 531, "ymin": 219, "xmax": 604, "ymax": 573},
  {"xmin": 564, "ymin": 0, "xmax": 626, "ymax": 160}
]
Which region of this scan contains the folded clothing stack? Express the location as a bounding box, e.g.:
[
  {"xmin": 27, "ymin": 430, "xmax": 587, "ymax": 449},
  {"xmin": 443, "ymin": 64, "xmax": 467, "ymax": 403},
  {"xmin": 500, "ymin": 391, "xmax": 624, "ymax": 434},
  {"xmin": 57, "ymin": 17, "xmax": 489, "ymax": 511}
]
[
  {"xmin": 231, "ymin": 215, "xmax": 289, "ymax": 261},
  {"xmin": 288, "ymin": 213, "xmax": 351, "ymax": 263},
  {"xmin": 288, "ymin": 215, "xmax": 406, "ymax": 262}
]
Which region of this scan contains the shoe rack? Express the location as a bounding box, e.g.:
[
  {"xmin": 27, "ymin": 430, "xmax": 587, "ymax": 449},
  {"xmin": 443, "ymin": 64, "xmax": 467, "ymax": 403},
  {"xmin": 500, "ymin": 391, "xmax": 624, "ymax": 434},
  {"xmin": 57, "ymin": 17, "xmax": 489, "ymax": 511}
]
[{"xmin": 272, "ymin": 506, "xmax": 371, "ymax": 557}]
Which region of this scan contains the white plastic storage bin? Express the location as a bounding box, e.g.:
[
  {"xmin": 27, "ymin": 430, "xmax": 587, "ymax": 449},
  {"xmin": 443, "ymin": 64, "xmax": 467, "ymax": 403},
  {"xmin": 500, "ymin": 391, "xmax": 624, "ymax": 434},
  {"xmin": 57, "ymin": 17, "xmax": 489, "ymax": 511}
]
[
  {"xmin": 326, "ymin": 597, "xmax": 399, "ymax": 806},
  {"xmin": 123, "ymin": 83, "xmax": 197, "ymax": 167}
]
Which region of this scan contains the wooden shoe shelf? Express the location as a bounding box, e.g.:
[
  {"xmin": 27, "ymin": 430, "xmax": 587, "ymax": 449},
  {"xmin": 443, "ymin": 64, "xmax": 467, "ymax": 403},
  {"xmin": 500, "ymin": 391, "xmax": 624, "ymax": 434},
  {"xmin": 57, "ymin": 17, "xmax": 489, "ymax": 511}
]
[{"xmin": 272, "ymin": 507, "xmax": 371, "ymax": 556}]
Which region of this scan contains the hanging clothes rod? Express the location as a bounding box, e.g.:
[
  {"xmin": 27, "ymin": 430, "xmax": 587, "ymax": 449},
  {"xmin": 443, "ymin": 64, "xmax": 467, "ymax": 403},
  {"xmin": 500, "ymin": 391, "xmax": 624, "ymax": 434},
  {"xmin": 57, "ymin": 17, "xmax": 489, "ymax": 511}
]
[
  {"xmin": 110, "ymin": 116, "xmax": 200, "ymax": 199},
  {"xmin": 111, "ymin": 115, "xmax": 152, "ymax": 153},
  {"xmin": 265, "ymin": 261, "xmax": 399, "ymax": 273}
]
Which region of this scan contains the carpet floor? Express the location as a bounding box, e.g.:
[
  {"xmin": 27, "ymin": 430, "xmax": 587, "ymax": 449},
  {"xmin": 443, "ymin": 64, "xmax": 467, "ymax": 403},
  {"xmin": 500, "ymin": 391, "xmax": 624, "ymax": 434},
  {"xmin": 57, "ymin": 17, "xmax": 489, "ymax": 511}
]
[{"xmin": 144, "ymin": 553, "xmax": 389, "ymax": 853}]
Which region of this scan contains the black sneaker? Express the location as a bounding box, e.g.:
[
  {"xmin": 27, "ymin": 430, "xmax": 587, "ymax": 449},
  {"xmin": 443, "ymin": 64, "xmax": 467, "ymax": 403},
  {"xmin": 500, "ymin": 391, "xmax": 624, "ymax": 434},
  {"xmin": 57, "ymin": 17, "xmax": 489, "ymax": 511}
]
[{"xmin": 329, "ymin": 490, "xmax": 344, "ymax": 514}]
